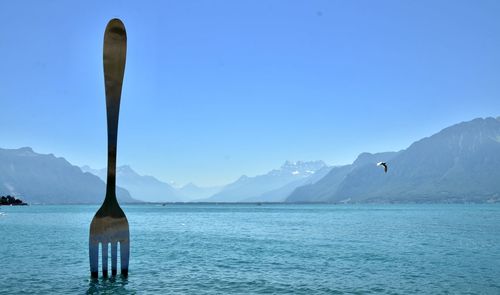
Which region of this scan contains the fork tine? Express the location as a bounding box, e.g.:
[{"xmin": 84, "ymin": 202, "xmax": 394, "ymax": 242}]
[
  {"xmin": 120, "ymin": 240, "xmax": 130, "ymax": 276},
  {"xmin": 102, "ymin": 242, "xmax": 109, "ymax": 277},
  {"xmin": 111, "ymin": 241, "xmax": 118, "ymax": 276},
  {"xmin": 89, "ymin": 239, "xmax": 99, "ymax": 278}
]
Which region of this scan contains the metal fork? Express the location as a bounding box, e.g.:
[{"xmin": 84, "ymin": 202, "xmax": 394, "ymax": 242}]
[{"xmin": 89, "ymin": 18, "xmax": 129, "ymax": 278}]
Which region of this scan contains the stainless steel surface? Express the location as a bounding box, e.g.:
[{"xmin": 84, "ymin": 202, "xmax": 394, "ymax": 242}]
[{"xmin": 89, "ymin": 18, "xmax": 129, "ymax": 278}]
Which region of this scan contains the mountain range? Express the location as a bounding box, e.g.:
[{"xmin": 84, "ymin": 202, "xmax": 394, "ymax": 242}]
[
  {"xmin": 0, "ymin": 147, "xmax": 135, "ymax": 204},
  {"xmin": 203, "ymin": 161, "xmax": 330, "ymax": 202},
  {"xmin": 2, "ymin": 117, "xmax": 500, "ymax": 204},
  {"xmin": 177, "ymin": 183, "xmax": 224, "ymax": 201},
  {"xmin": 81, "ymin": 165, "xmax": 223, "ymax": 202},
  {"xmin": 83, "ymin": 161, "xmax": 328, "ymax": 203},
  {"xmin": 81, "ymin": 165, "xmax": 183, "ymax": 202},
  {"xmin": 287, "ymin": 117, "xmax": 500, "ymax": 203}
]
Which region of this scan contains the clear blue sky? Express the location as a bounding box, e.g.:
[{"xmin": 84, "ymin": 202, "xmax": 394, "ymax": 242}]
[{"xmin": 1, "ymin": 0, "xmax": 499, "ymax": 186}]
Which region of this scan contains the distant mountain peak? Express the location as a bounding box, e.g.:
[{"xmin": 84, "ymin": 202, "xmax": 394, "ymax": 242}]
[
  {"xmin": 280, "ymin": 160, "xmax": 326, "ymax": 174},
  {"xmin": 281, "ymin": 160, "xmax": 325, "ymax": 168},
  {"xmin": 116, "ymin": 165, "xmax": 138, "ymax": 176}
]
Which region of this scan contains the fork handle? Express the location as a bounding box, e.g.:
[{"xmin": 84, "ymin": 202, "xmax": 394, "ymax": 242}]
[{"xmin": 103, "ymin": 19, "xmax": 127, "ymax": 201}]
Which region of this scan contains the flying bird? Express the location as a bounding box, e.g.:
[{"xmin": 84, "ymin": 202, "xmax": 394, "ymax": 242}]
[{"xmin": 377, "ymin": 162, "xmax": 388, "ymax": 173}]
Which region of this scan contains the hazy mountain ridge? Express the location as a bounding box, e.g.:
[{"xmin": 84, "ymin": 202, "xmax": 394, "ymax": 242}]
[
  {"xmin": 287, "ymin": 117, "xmax": 500, "ymax": 203},
  {"xmin": 81, "ymin": 165, "xmax": 182, "ymax": 202},
  {"xmin": 204, "ymin": 160, "xmax": 328, "ymax": 202},
  {"xmin": 287, "ymin": 152, "xmax": 399, "ymax": 202},
  {"xmin": 243, "ymin": 165, "xmax": 332, "ymax": 202},
  {"xmin": 177, "ymin": 183, "xmax": 223, "ymax": 201},
  {"xmin": 0, "ymin": 147, "xmax": 135, "ymax": 204},
  {"xmin": 81, "ymin": 165, "xmax": 221, "ymax": 202},
  {"xmin": 4, "ymin": 117, "xmax": 500, "ymax": 204}
]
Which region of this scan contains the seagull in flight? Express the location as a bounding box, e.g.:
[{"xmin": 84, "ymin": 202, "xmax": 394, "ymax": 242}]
[{"xmin": 377, "ymin": 162, "xmax": 388, "ymax": 173}]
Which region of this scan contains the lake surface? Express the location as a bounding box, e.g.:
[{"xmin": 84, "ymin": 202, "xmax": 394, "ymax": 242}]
[{"xmin": 0, "ymin": 204, "xmax": 499, "ymax": 294}]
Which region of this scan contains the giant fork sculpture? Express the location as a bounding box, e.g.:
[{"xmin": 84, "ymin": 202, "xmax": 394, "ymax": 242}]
[{"xmin": 89, "ymin": 18, "xmax": 130, "ymax": 278}]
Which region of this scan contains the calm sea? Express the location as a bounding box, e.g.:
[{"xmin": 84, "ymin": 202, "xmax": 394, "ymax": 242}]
[{"xmin": 0, "ymin": 204, "xmax": 499, "ymax": 294}]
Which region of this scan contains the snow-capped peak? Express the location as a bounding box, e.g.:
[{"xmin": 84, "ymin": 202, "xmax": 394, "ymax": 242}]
[
  {"xmin": 273, "ymin": 160, "xmax": 327, "ymax": 177},
  {"xmin": 281, "ymin": 160, "xmax": 326, "ymax": 171}
]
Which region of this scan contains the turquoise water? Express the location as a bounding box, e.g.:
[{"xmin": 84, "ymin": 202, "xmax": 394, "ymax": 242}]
[{"xmin": 0, "ymin": 204, "xmax": 499, "ymax": 294}]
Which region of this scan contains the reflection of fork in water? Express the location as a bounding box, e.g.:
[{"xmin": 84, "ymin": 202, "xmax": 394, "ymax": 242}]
[{"xmin": 87, "ymin": 275, "xmax": 129, "ymax": 294}]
